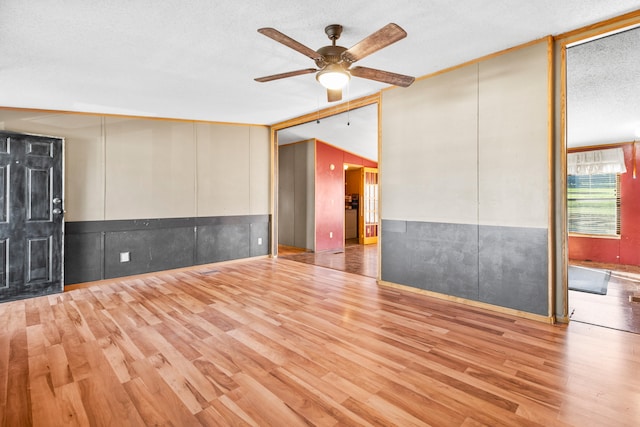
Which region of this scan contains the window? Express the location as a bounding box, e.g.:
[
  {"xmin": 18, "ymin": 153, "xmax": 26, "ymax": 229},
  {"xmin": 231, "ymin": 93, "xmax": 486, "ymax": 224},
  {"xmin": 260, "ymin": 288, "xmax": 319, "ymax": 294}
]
[{"xmin": 567, "ymin": 173, "xmax": 620, "ymax": 236}]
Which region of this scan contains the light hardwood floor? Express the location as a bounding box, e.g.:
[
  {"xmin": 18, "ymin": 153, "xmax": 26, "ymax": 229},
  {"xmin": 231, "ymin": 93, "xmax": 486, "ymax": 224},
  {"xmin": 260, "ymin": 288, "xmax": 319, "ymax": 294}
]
[
  {"xmin": 569, "ymin": 261, "xmax": 640, "ymax": 333},
  {"xmin": 281, "ymin": 243, "xmax": 640, "ymax": 334},
  {"xmin": 1, "ymin": 257, "xmax": 640, "ymax": 426},
  {"xmin": 279, "ymin": 240, "xmax": 378, "ymax": 278}
]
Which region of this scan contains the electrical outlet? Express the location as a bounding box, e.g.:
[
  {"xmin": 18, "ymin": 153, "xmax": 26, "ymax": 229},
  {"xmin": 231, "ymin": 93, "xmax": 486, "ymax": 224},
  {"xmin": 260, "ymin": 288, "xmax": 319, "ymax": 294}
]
[
  {"xmin": 258, "ymin": 237, "xmax": 262, "ymax": 245},
  {"xmin": 120, "ymin": 252, "xmax": 130, "ymax": 263},
  {"xmin": 329, "ymin": 232, "xmax": 333, "ymax": 238}
]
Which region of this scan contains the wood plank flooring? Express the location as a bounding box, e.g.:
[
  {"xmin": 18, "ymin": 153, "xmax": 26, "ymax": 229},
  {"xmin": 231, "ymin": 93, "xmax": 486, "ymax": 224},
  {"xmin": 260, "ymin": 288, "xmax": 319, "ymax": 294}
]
[
  {"xmin": 1, "ymin": 258, "xmax": 640, "ymax": 426},
  {"xmin": 279, "ymin": 240, "xmax": 378, "ymax": 278},
  {"xmin": 569, "ymin": 261, "xmax": 640, "ymax": 333}
]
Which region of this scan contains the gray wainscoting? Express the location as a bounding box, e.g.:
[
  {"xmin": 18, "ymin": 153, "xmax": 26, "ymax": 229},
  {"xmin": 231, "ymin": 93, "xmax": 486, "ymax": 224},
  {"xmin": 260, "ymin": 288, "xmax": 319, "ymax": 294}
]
[
  {"xmin": 478, "ymin": 225, "xmax": 548, "ymax": 315},
  {"xmin": 64, "ymin": 215, "xmax": 270, "ymax": 285},
  {"xmin": 381, "ymin": 219, "xmax": 548, "ymax": 316}
]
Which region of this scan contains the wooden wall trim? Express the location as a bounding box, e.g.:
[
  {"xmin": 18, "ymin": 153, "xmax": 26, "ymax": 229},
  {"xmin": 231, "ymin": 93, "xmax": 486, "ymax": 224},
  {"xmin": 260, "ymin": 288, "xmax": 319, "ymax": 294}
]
[
  {"xmin": 558, "ymin": 37, "xmax": 570, "ymax": 321},
  {"xmin": 0, "ymin": 105, "xmax": 269, "ymax": 128},
  {"xmin": 555, "ymin": 12, "xmax": 640, "ymax": 322},
  {"xmin": 376, "ymin": 100, "xmax": 383, "ymax": 281},
  {"xmin": 271, "ymin": 93, "xmax": 380, "ymax": 131},
  {"xmin": 546, "ymin": 35, "xmax": 555, "ymax": 320},
  {"xmin": 555, "ymin": 9, "xmax": 640, "ymax": 44},
  {"xmin": 270, "ymin": 126, "xmax": 278, "ymax": 256},
  {"xmin": 568, "ymin": 141, "xmax": 635, "ymax": 153}
]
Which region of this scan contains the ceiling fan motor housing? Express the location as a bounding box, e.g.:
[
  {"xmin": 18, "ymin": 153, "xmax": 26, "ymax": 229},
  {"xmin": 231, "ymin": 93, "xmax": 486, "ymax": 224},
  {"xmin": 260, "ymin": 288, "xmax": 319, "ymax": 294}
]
[{"xmin": 315, "ymin": 45, "xmax": 349, "ymax": 69}]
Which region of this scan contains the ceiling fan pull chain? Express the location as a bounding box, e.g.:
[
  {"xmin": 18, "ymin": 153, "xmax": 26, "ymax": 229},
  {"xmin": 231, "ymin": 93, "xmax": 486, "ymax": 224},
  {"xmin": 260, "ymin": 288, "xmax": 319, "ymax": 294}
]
[{"xmin": 347, "ymin": 84, "xmax": 351, "ymax": 126}]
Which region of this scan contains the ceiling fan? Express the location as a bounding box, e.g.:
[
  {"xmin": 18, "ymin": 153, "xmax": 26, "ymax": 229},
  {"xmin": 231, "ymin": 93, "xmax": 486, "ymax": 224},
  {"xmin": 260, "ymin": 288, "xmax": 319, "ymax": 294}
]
[{"xmin": 255, "ymin": 23, "xmax": 415, "ymax": 102}]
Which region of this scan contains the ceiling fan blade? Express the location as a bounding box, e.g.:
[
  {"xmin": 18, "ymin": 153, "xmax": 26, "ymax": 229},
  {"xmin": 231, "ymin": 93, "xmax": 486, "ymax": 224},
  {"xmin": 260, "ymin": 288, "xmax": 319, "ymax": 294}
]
[
  {"xmin": 341, "ymin": 23, "xmax": 407, "ymax": 63},
  {"xmin": 327, "ymin": 88, "xmax": 342, "ymax": 102},
  {"xmin": 254, "ymin": 68, "xmax": 317, "ymax": 82},
  {"xmin": 350, "ymin": 66, "xmax": 415, "ymax": 87},
  {"xmin": 258, "ymin": 28, "xmax": 322, "ymax": 61}
]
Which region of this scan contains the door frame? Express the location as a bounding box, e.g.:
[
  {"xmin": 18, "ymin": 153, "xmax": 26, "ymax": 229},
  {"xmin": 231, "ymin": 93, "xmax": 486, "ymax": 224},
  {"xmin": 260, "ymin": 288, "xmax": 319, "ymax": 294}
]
[
  {"xmin": 555, "ymin": 13, "xmax": 640, "ymax": 322},
  {"xmin": 270, "ymin": 94, "xmax": 380, "ymax": 263}
]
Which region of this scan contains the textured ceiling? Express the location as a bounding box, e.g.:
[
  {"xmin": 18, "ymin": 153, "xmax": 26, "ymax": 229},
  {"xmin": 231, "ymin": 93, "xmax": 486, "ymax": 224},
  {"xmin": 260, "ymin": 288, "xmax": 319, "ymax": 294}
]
[
  {"xmin": 277, "ymin": 104, "xmax": 378, "ymax": 160},
  {"xmin": 567, "ymin": 25, "xmax": 640, "ymax": 148},
  {"xmin": 1, "ymin": 0, "xmax": 640, "ymax": 129}
]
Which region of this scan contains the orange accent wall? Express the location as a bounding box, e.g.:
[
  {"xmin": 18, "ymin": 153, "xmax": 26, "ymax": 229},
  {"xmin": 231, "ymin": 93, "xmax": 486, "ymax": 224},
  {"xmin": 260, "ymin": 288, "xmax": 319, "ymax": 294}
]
[
  {"xmin": 314, "ymin": 140, "xmax": 377, "ymax": 252},
  {"xmin": 569, "ymin": 143, "xmax": 640, "ymax": 265}
]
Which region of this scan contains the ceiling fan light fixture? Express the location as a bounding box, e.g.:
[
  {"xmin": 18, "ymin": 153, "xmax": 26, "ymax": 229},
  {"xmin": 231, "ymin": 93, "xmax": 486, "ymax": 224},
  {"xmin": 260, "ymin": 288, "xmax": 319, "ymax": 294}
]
[
  {"xmin": 316, "ymin": 64, "xmax": 350, "ymax": 90},
  {"xmin": 255, "ymin": 23, "xmax": 414, "ymax": 93}
]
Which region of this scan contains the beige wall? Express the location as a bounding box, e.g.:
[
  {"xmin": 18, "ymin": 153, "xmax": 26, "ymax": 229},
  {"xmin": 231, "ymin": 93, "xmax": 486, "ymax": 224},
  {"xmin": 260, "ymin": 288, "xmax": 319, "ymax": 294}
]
[
  {"xmin": 106, "ymin": 117, "xmax": 196, "ymax": 220},
  {"xmin": 478, "ymin": 41, "xmax": 549, "ymax": 228},
  {"xmin": 382, "ymin": 40, "xmax": 549, "ymax": 228},
  {"xmin": 0, "ymin": 111, "xmax": 270, "ymax": 221},
  {"xmin": 250, "ymin": 126, "xmax": 270, "ymax": 215},
  {"xmin": 382, "ymin": 65, "xmax": 478, "ymax": 224},
  {"xmin": 196, "ymin": 124, "xmax": 251, "ymax": 216}
]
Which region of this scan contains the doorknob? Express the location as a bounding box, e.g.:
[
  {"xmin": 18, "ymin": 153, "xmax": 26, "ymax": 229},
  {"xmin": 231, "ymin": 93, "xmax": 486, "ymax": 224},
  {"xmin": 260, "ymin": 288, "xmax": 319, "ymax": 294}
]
[
  {"xmin": 52, "ymin": 197, "xmax": 62, "ymax": 204},
  {"xmin": 53, "ymin": 208, "xmax": 62, "ymax": 215}
]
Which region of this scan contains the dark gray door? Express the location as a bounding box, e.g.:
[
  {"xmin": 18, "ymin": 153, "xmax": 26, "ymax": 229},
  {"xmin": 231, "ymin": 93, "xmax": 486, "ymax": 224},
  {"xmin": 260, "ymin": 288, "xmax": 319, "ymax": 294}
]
[{"xmin": 0, "ymin": 131, "xmax": 64, "ymax": 302}]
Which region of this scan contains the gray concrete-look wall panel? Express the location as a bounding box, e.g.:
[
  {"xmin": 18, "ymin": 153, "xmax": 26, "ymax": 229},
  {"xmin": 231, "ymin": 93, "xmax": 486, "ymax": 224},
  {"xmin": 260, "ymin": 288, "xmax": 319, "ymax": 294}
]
[
  {"xmin": 382, "ymin": 219, "xmax": 407, "ymax": 233},
  {"xmin": 380, "ymin": 220, "xmax": 409, "ymax": 284},
  {"xmin": 381, "ymin": 220, "xmax": 479, "ymax": 300},
  {"xmin": 104, "ymin": 227, "xmax": 195, "ymax": 279},
  {"xmin": 196, "ymin": 224, "xmax": 250, "ymax": 264},
  {"xmin": 407, "ymin": 221, "xmax": 479, "ymax": 299},
  {"xmin": 64, "ymin": 232, "xmax": 103, "ymax": 284},
  {"xmin": 250, "ymin": 222, "xmax": 270, "ymax": 257},
  {"xmin": 382, "ymin": 219, "xmax": 548, "ymax": 315},
  {"xmin": 478, "ymin": 225, "xmax": 548, "ymax": 315},
  {"xmin": 65, "ymin": 215, "xmax": 269, "ymax": 284}
]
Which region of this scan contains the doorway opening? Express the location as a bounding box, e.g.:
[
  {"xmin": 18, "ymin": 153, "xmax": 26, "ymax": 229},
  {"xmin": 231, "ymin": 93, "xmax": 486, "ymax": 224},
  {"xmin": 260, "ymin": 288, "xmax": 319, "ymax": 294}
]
[
  {"xmin": 274, "ymin": 101, "xmax": 379, "ymax": 278},
  {"xmin": 565, "ymin": 24, "xmax": 640, "ymax": 333}
]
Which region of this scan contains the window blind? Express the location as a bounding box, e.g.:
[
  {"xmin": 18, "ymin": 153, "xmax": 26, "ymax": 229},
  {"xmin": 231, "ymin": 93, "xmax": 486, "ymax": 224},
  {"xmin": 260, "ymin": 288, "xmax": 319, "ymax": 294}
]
[{"xmin": 567, "ymin": 173, "xmax": 620, "ymax": 236}]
